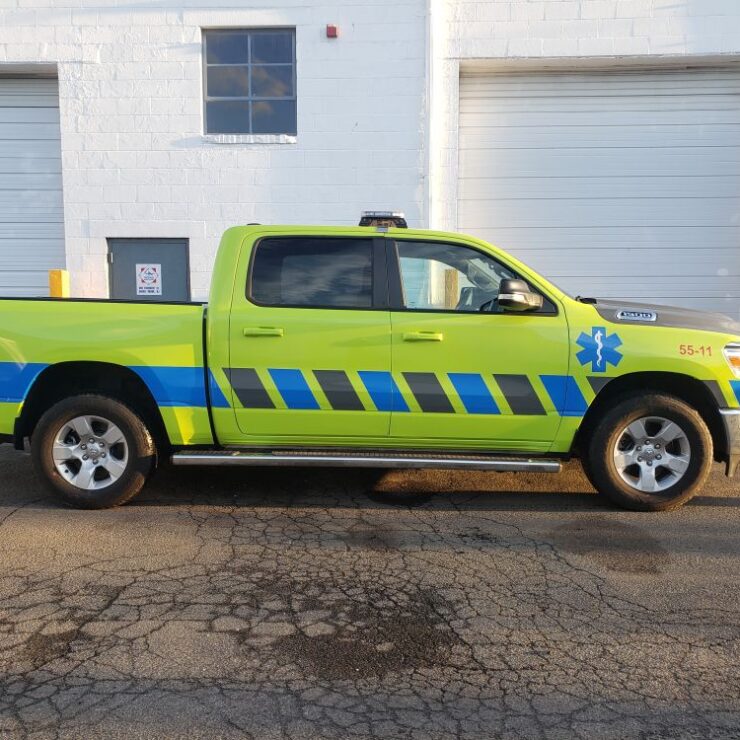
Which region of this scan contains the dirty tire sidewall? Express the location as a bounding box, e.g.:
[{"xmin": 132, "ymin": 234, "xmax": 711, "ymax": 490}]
[
  {"xmin": 587, "ymin": 392, "xmax": 713, "ymax": 512},
  {"xmin": 31, "ymin": 395, "xmax": 155, "ymax": 509}
]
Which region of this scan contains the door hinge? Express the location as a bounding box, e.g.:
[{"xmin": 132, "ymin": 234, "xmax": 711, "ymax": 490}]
[{"xmin": 107, "ymin": 252, "xmax": 114, "ymax": 265}]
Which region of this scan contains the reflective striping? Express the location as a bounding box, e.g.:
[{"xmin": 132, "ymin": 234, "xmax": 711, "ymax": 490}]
[
  {"xmin": 730, "ymin": 380, "xmax": 740, "ymax": 405},
  {"xmin": 494, "ymin": 374, "xmax": 546, "ymax": 416},
  {"xmin": 448, "ymin": 372, "xmax": 500, "ymax": 415},
  {"xmin": 587, "ymin": 376, "xmax": 612, "ymax": 397},
  {"xmin": 0, "ymin": 361, "xmax": 48, "ymax": 403},
  {"xmin": 130, "ymin": 366, "xmax": 208, "ymax": 408},
  {"xmin": 540, "ymin": 375, "xmax": 588, "ymax": 417},
  {"xmin": 208, "ymin": 369, "xmax": 231, "ymax": 409},
  {"xmin": 0, "ymin": 361, "xmax": 228, "ymax": 410},
  {"xmin": 358, "ymin": 371, "xmax": 409, "ymax": 412},
  {"xmin": 269, "ymin": 368, "xmax": 320, "ymax": 410},
  {"xmin": 403, "ymin": 372, "xmax": 455, "ymax": 413},
  {"xmin": 314, "ymin": 370, "xmax": 364, "ymax": 411},
  {"xmin": 227, "ymin": 368, "xmax": 275, "ymax": 409},
  {"xmin": 223, "ymin": 367, "xmax": 593, "ymax": 417}
]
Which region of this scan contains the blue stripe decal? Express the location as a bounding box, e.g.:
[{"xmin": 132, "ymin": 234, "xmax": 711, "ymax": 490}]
[
  {"xmin": 269, "ymin": 368, "xmax": 320, "ymax": 410},
  {"xmin": 208, "ymin": 369, "xmax": 231, "ymax": 409},
  {"xmin": 540, "ymin": 375, "xmax": 588, "ymax": 417},
  {"xmin": 358, "ymin": 371, "xmax": 409, "ymax": 412},
  {"xmin": 731, "ymin": 380, "xmax": 740, "ymax": 405},
  {"xmin": 129, "ymin": 366, "xmax": 208, "ymax": 408},
  {"xmin": 448, "ymin": 373, "xmax": 499, "ymax": 415},
  {"xmin": 0, "ymin": 362, "xmax": 48, "ymax": 403}
]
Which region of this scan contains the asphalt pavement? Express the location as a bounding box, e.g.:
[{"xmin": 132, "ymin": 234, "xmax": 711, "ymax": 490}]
[{"xmin": 0, "ymin": 445, "xmax": 738, "ymax": 739}]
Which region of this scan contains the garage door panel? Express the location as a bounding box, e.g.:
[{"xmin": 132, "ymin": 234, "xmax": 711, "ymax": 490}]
[
  {"xmin": 461, "ymin": 70, "xmax": 740, "ymax": 96},
  {"xmin": 557, "ymin": 274, "xmax": 740, "ymax": 296},
  {"xmin": 0, "ymin": 107, "xmax": 59, "ymax": 124},
  {"xmin": 0, "ymin": 157, "xmax": 61, "ymax": 176},
  {"xmin": 459, "ymin": 69, "xmax": 740, "ymax": 319},
  {"xmin": 480, "ymin": 226, "xmax": 740, "ymax": 252},
  {"xmin": 0, "ymin": 172, "xmax": 62, "ymax": 190},
  {"xmin": 0, "ymin": 222, "xmax": 65, "ymax": 239},
  {"xmin": 459, "ymin": 176, "xmax": 740, "ymax": 200},
  {"xmin": 514, "ymin": 248, "xmax": 738, "ymax": 279},
  {"xmin": 459, "ymin": 125, "xmax": 740, "ymax": 150},
  {"xmin": 0, "ymin": 239, "xmax": 65, "ymax": 269},
  {"xmin": 459, "ymin": 147, "xmax": 740, "ymax": 178},
  {"xmin": 460, "ymin": 104, "xmax": 740, "ymax": 119},
  {"xmin": 0, "ymin": 122, "xmax": 62, "ymax": 140},
  {"xmin": 0, "ymin": 140, "xmax": 62, "ymax": 158},
  {"xmin": 0, "ymin": 78, "xmax": 63, "ymax": 295},
  {"xmin": 0, "ymin": 271, "xmax": 48, "ymax": 291},
  {"xmin": 459, "ymin": 197, "xmax": 740, "ymax": 229}
]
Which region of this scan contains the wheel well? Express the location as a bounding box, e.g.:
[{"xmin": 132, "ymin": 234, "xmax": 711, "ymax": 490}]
[
  {"xmin": 575, "ymin": 372, "xmax": 726, "ymax": 462},
  {"xmin": 17, "ymin": 362, "xmax": 169, "ymax": 452}
]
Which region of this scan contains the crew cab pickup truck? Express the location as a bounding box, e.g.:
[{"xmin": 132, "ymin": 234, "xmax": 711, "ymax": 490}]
[{"xmin": 2, "ymin": 217, "xmax": 740, "ymax": 511}]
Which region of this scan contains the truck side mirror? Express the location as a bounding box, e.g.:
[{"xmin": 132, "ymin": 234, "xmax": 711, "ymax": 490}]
[{"xmin": 497, "ymin": 279, "xmax": 543, "ymax": 313}]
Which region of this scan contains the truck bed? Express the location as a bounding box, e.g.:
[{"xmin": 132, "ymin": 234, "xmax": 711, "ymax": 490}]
[{"xmin": 0, "ymin": 298, "xmax": 213, "ymax": 446}]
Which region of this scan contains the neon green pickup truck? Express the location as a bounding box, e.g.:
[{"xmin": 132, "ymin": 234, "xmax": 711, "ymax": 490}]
[{"xmin": 2, "ymin": 214, "xmax": 740, "ymax": 511}]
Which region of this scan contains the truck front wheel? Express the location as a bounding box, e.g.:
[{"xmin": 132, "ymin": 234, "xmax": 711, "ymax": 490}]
[
  {"xmin": 586, "ymin": 392, "xmax": 713, "ymax": 511},
  {"xmin": 31, "ymin": 395, "xmax": 155, "ymax": 509}
]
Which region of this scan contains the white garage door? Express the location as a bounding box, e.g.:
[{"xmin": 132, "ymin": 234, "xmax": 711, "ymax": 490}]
[
  {"xmin": 0, "ymin": 77, "xmax": 64, "ymax": 297},
  {"xmin": 458, "ymin": 68, "xmax": 740, "ymax": 319}
]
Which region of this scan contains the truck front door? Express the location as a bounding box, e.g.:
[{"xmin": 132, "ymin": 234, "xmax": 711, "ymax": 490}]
[
  {"xmin": 226, "ymin": 235, "xmax": 394, "ymax": 442},
  {"xmin": 387, "ymin": 238, "xmax": 572, "ymax": 453}
]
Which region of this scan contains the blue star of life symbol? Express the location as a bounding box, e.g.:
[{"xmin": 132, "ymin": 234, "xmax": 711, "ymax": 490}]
[{"xmin": 576, "ymin": 326, "xmax": 623, "ymax": 373}]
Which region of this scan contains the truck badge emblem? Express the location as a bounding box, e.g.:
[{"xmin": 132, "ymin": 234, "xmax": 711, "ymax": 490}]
[{"xmin": 616, "ymin": 309, "xmax": 657, "ymax": 322}]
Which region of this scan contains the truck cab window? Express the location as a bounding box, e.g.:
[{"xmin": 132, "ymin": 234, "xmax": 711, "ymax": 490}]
[
  {"xmin": 395, "ymin": 240, "xmax": 517, "ymax": 312},
  {"xmin": 250, "ymin": 237, "xmax": 373, "ymax": 308}
]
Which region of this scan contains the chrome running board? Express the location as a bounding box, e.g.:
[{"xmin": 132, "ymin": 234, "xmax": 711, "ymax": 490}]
[{"xmin": 171, "ymin": 449, "xmax": 561, "ymax": 473}]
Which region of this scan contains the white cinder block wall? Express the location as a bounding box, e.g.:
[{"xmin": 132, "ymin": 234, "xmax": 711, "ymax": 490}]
[
  {"xmin": 430, "ymin": 0, "xmax": 740, "ymax": 230},
  {"xmin": 0, "ymin": 0, "xmax": 428, "ymax": 298},
  {"xmin": 4, "ymin": 0, "xmax": 740, "ymax": 296}
]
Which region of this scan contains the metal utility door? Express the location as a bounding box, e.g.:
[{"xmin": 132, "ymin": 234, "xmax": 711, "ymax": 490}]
[{"xmin": 108, "ymin": 238, "xmax": 190, "ymax": 302}]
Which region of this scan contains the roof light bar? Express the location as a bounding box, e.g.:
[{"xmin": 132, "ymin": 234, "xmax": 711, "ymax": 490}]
[{"xmin": 359, "ymin": 211, "xmax": 408, "ymax": 229}]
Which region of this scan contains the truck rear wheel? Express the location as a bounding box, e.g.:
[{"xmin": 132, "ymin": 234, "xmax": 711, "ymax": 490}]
[
  {"xmin": 31, "ymin": 395, "xmax": 155, "ymax": 509},
  {"xmin": 586, "ymin": 392, "xmax": 712, "ymax": 511}
]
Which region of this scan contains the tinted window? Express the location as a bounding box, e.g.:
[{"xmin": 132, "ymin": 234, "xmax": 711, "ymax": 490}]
[
  {"xmin": 251, "ymin": 238, "xmax": 373, "ymax": 308},
  {"xmin": 204, "ymin": 29, "xmax": 297, "ymax": 135}
]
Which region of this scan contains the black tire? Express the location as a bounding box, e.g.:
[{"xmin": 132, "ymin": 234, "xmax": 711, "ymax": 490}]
[
  {"xmin": 31, "ymin": 395, "xmax": 155, "ymax": 509},
  {"xmin": 586, "ymin": 392, "xmax": 712, "ymax": 512}
]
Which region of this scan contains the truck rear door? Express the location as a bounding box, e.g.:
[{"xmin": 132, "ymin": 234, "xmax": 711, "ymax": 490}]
[{"xmin": 224, "ymin": 235, "xmax": 394, "ymax": 442}]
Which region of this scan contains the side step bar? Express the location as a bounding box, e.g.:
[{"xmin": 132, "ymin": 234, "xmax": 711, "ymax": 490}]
[{"xmin": 171, "ymin": 450, "xmax": 561, "ymax": 473}]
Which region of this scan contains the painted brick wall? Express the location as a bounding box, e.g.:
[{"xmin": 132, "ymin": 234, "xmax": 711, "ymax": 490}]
[
  {"xmin": 447, "ymin": 0, "xmax": 740, "ymax": 58},
  {"xmin": 0, "ymin": 0, "xmax": 428, "ymax": 298}
]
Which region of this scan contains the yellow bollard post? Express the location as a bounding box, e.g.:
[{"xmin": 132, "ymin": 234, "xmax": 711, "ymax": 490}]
[{"xmin": 49, "ymin": 269, "xmax": 70, "ymax": 298}]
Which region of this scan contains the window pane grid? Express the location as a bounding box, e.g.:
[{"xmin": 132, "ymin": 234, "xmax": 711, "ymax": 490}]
[{"xmin": 204, "ymin": 28, "xmax": 296, "ymax": 135}]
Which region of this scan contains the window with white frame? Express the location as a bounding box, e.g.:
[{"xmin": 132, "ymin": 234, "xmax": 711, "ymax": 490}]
[{"xmin": 203, "ymin": 28, "xmax": 296, "ymax": 135}]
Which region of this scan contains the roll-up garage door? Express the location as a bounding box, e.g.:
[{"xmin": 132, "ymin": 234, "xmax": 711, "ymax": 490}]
[
  {"xmin": 0, "ymin": 77, "xmax": 64, "ymax": 296},
  {"xmin": 458, "ymin": 68, "xmax": 740, "ymax": 319}
]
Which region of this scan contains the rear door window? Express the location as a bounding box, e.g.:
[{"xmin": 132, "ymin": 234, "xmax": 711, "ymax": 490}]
[{"xmin": 250, "ymin": 237, "xmax": 374, "ymax": 309}]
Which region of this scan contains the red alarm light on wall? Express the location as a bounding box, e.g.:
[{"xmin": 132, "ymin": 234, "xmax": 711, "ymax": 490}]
[{"xmin": 326, "ymin": 24, "xmax": 338, "ymax": 38}]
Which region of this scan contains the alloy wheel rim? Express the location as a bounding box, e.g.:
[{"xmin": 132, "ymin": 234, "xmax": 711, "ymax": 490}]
[
  {"xmin": 612, "ymin": 415, "xmax": 691, "ymax": 494},
  {"xmin": 52, "ymin": 415, "xmax": 129, "ymax": 491}
]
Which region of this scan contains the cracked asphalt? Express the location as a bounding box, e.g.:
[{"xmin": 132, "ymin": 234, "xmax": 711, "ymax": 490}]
[{"xmin": 0, "ymin": 445, "xmax": 739, "ymax": 739}]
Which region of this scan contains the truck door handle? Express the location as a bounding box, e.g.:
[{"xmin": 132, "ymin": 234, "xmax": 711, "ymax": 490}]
[
  {"xmin": 403, "ymin": 331, "xmax": 443, "ymax": 342},
  {"xmin": 243, "ymin": 327, "xmax": 284, "ymax": 337}
]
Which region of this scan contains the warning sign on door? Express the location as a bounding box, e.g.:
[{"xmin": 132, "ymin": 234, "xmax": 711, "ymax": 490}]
[{"xmin": 136, "ymin": 264, "xmax": 162, "ymax": 296}]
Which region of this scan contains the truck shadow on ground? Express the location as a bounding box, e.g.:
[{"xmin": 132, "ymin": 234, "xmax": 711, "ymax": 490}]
[
  {"xmin": 131, "ymin": 462, "xmax": 738, "ymax": 511},
  {"xmin": 1, "ymin": 450, "xmax": 736, "ymax": 511}
]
